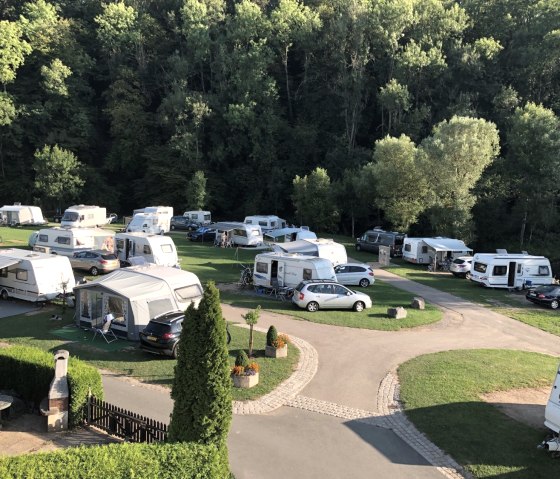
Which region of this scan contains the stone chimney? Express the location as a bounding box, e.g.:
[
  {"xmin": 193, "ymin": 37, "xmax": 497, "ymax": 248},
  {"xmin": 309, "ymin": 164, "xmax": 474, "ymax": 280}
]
[{"xmin": 45, "ymin": 350, "xmax": 70, "ymax": 431}]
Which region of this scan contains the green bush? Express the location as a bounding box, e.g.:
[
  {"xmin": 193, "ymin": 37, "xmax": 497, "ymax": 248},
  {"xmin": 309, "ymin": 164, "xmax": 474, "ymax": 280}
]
[
  {"xmin": 0, "ymin": 346, "xmax": 103, "ymax": 428},
  {"xmin": 235, "ymin": 350, "xmax": 249, "ymax": 368},
  {"xmin": 0, "ymin": 441, "xmax": 229, "ymax": 479},
  {"xmin": 266, "ymin": 325, "xmax": 278, "ymax": 347}
]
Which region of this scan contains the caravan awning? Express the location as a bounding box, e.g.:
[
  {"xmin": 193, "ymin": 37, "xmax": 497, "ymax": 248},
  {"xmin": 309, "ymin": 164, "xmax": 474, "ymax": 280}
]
[
  {"xmin": 0, "ymin": 257, "xmax": 21, "ymax": 269},
  {"xmin": 272, "ymin": 240, "xmax": 316, "ymax": 254},
  {"xmin": 423, "ymin": 238, "xmax": 472, "ymax": 252},
  {"xmin": 212, "ymin": 222, "xmax": 244, "ymax": 232},
  {"xmin": 264, "ymin": 228, "xmax": 304, "ymax": 239}
]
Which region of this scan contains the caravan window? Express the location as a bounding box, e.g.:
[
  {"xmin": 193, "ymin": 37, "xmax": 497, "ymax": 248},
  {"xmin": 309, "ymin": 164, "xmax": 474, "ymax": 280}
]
[
  {"xmin": 303, "ymin": 268, "xmax": 312, "ymax": 280},
  {"xmin": 143, "ymin": 245, "xmax": 151, "ymax": 254},
  {"xmin": 493, "ymin": 265, "xmax": 507, "ymax": 276},
  {"xmin": 203, "ymin": 214, "xmax": 211, "ymax": 221},
  {"xmin": 421, "ymin": 246, "xmax": 428, "ymax": 253},
  {"xmin": 256, "ymin": 262, "xmax": 268, "ymax": 274},
  {"xmin": 258, "ymin": 221, "xmax": 268, "ymax": 227},
  {"xmin": 250, "ymin": 229, "xmax": 260, "ymax": 237},
  {"xmin": 0, "ymin": 268, "xmax": 7, "ymax": 278},
  {"xmin": 175, "ymin": 284, "xmax": 203, "ymax": 301},
  {"xmin": 539, "ymin": 266, "xmax": 550, "ymax": 276},
  {"xmin": 56, "ymin": 236, "xmax": 71, "ymax": 245},
  {"xmin": 473, "ymin": 262, "xmax": 487, "ymax": 273},
  {"xmin": 15, "ymin": 268, "xmax": 28, "ymax": 281},
  {"xmin": 233, "ymin": 228, "xmax": 247, "ymax": 237},
  {"xmin": 38, "ymin": 234, "xmax": 48, "ymax": 243},
  {"xmin": 160, "ymin": 244, "xmax": 173, "ymax": 253},
  {"xmin": 404, "ymin": 244, "xmax": 411, "ymax": 252}
]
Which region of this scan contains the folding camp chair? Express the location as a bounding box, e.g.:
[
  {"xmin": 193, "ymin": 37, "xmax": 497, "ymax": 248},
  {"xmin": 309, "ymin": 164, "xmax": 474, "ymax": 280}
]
[{"xmin": 92, "ymin": 314, "xmax": 118, "ymax": 343}]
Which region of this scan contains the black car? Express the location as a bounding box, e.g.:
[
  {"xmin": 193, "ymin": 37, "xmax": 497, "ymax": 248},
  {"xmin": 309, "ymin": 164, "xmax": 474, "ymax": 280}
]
[
  {"xmin": 170, "ymin": 216, "xmax": 198, "ymax": 231},
  {"xmin": 139, "ymin": 311, "xmax": 184, "ymax": 358},
  {"xmin": 355, "ymin": 228, "xmax": 406, "ymax": 257},
  {"xmin": 188, "ymin": 226, "xmax": 216, "ymax": 242},
  {"xmin": 526, "ymin": 285, "xmax": 560, "ymax": 309}
]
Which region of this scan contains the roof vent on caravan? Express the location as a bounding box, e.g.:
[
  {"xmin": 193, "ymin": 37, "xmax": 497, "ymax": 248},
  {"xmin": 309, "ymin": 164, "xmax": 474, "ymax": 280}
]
[
  {"xmin": 496, "ymin": 249, "xmax": 508, "ymax": 254},
  {"xmin": 521, "ymin": 251, "xmax": 529, "ymax": 255}
]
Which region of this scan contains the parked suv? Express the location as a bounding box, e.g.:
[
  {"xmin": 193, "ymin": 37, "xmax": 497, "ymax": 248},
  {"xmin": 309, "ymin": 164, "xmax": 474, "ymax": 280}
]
[
  {"xmin": 450, "ymin": 256, "xmax": 473, "ymax": 278},
  {"xmin": 139, "ymin": 311, "xmax": 184, "ymax": 359},
  {"xmin": 355, "ymin": 228, "xmax": 406, "ymax": 257},
  {"xmin": 170, "ymin": 216, "xmax": 198, "ymax": 231},
  {"xmin": 292, "ymin": 280, "xmax": 372, "ymax": 312},
  {"xmin": 334, "ymin": 263, "xmax": 375, "ymax": 287}
]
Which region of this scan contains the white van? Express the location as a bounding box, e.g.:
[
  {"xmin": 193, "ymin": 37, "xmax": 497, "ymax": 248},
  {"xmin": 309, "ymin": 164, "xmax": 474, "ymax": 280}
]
[
  {"xmin": 115, "ymin": 232, "xmax": 179, "ymax": 268},
  {"xmin": 127, "ymin": 206, "xmax": 173, "ymax": 234},
  {"xmin": 0, "ymin": 248, "xmax": 75, "ymax": 302},
  {"xmin": 244, "ymin": 215, "xmax": 286, "ymax": 232},
  {"xmin": 0, "ymin": 204, "xmax": 47, "ymax": 226},
  {"xmin": 183, "ymin": 210, "xmax": 211, "ymax": 225},
  {"xmin": 29, "ymin": 227, "xmax": 115, "ymax": 257},
  {"xmin": 60, "ymin": 205, "xmax": 107, "ymax": 228},
  {"xmin": 213, "ymin": 222, "xmax": 263, "ymax": 247},
  {"xmin": 469, "ymin": 252, "xmax": 553, "ymax": 289},
  {"xmin": 402, "ymin": 237, "xmax": 472, "ymax": 264},
  {"xmin": 253, "ymin": 252, "xmax": 336, "ymax": 289}
]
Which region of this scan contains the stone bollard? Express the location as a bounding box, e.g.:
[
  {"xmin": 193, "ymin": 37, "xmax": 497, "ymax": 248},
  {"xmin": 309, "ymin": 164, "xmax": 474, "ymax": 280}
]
[
  {"xmin": 387, "ymin": 307, "xmax": 407, "ymax": 319},
  {"xmin": 44, "ymin": 350, "xmax": 70, "ymax": 432},
  {"xmin": 411, "ymin": 297, "xmax": 425, "ymax": 310}
]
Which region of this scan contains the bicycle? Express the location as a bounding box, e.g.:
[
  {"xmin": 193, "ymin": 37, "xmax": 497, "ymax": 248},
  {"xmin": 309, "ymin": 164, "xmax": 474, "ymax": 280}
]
[{"xmin": 238, "ymin": 264, "xmax": 253, "ymax": 288}]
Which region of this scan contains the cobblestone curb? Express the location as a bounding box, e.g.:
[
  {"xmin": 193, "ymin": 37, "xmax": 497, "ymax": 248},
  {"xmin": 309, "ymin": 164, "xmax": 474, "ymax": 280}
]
[{"xmin": 232, "ymin": 325, "xmax": 318, "ymax": 415}]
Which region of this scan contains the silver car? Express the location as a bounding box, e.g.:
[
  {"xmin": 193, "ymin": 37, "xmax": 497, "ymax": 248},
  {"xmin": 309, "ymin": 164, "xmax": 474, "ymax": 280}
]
[
  {"xmin": 334, "ymin": 263, "xmax": 375, "ymax": 287},
  {"xmin": 450, "ymin": 256, "xmax": 473, "ymax": 278},
  {"xmin": 292, "ymin": 280, "xmax": 373, "ymax": 312},
  {"xmin": 70, "ymin": 250, "xmax": 120, "ymax": 276}
]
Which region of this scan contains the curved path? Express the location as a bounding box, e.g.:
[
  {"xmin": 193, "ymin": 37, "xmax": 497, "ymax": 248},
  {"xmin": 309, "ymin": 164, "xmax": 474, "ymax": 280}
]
[{"xmin": 102, "ymin": 270, "xmax": 560, "ymax": 479}]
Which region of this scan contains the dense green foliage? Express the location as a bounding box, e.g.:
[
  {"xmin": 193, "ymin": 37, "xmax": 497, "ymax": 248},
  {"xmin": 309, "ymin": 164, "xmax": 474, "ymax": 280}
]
[
  {"xmin": 1, "ymin": 0, "xmax": 560, "ymax": 255},
  {"xmin": 0, "ymin": 441, "xmax": 229, "ymax": 479},
  {"xmin": 266, "ymin": 325, "xmax": 278, "ymax": 347},
  {"xmin": 169, "ymin": 282, "xmax": 232, "ymax": 456},
  {"xmin": 235, "ymin": 349, "xmax": 250, "ymax": 368},
  {"xmin": 0, "ymin": 345, "xmax": 103, "ymax": 428}
]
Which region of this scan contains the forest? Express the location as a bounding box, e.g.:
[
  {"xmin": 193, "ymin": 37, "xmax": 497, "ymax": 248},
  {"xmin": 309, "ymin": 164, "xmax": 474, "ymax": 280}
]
[{"xmin": 1, "ymin": 0, "xmax": 559, "ymax": 257}]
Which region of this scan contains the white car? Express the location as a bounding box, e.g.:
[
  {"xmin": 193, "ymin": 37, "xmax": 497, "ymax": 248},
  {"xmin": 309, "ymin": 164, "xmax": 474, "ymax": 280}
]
[
  {"xmin": 292, "ymin": 280, "xmax": 373, "ymax": 312},
  {"xmin": 450, "ymin": 256, "xmax": 473, "ymax": 278},
  {"xmin": 334, "ymin": 263, "xmax": 375, "ymax": 287}
]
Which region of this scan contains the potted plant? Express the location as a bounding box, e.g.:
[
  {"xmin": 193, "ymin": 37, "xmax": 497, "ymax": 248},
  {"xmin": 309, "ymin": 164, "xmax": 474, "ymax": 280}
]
[
  {"xmin": 265, "ymin": 325, "xmax": 289, "ymax": 358},
  {"xmin": 231, "ymin": 350, "xmax": 260, "ymax": 388}
]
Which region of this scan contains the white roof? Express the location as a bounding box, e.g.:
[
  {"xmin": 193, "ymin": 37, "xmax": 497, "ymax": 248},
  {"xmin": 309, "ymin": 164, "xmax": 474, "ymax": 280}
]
[
  {"xmin": 256, "ymin": 252, "xmax": 331, "ymax": 264},
  {"xmin": 213, "ymin": 221, "xmax": 261, "ymax": 231},
  {"xmin": 422, "ymin": 238, "xmax": 472, "ymax": 252},
  {"xmin": 272, "ymin": 238, "xmax": 339, "ymax": 253},
  {"xmin": 264, "ymin": 227, "xmax": 309, "ymax": 238},
  {"xmin": 0, "ymin": 248, "xmax": 57, "ymax": 264}
]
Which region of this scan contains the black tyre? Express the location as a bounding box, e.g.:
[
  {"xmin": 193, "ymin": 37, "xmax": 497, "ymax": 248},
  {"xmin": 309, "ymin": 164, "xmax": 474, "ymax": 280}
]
[
  {"xmin": 306, "ymin": 301, "xmax": 319, "ymax": 312},
  {"xmin": 551, "ymin": 300, "xmax": 559, "ymax": 310},
  {"xmin": 359, "ymin": 278, "xmax": 370, "ymax": 288},
  {"xmin": 356, "ymin": 244, "xmax": 361, "ymax": 251},
  {"xmin": 354, "ymin": 301, "xmax": 365, "ymax": 312},
  {"xmin": 90, "ymin": 267, "xmax": 99, "ymax": 276},
  {"xmin": 172, "ymin": 343, "xmax": 179, "ymax": 359},
  {"xmin": 170, "ymin": 225, "xmax": 176, "ymax": 230},
  {"xmin": 0, "ymin": 290, "xmax": 8, "ymax": 300}
]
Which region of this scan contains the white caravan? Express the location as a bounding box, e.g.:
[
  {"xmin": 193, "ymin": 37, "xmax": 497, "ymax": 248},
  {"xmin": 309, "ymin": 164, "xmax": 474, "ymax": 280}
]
[
  {"xmin": 541, "ymin": 362, "xmax": 560, "ymax": 452},
  {"xmin": 60, "ymin": 205, "xmax": 108, "ymax": 228},
  {"xmin": 403, "ymin": 237, "xmax": 473, "ymax": 264},
  {"xmin": 271, "ymin": 238, "xmax": 347, "ymax": 266},
  {"xmin": 127, "ymin": 206, "xmax": 173, "ymax": 234},
  {"xmin": 115, "ymin": 232, "xmax": 179, "ymax": 268},
  {"xmin": 469, "ymin": 252, "xmax": 553, "ymax": 289},
  {"xmin": 183, "ymin": 210, "xmax": 212, "ymax": 225},
  {"xmin": 0, "ymin": 204, "xmax": 47, "ymax": 226},
  {"xmin": 29, "ymin": 227, "xmax": 115, "ymax": 257},
  {"xmin": 213, "ymin": 221, "xmax": 263, "ymax": 247},
  {"xmin": 253, "ymin": 252, "xmax": 336, "ymax": 289},
  {"xmin": 244, "ymin": 215, "xmax": 287, "ymax": 232},
  {"xmin": 264, "ymin": 227, "xmax": 317, "ymax": 243},
  {"xmin": 0, "ymin": 248, "xmax": 75, "ymax": 302}
]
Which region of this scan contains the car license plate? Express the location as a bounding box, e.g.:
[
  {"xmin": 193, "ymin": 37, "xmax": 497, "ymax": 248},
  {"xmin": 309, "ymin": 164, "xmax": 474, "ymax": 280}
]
[
  {"xmin": 147, "ymin": 335, "xmax": 157, "ymax": 342},
  {"xmin": 529, "ymin": 292, "xmax": 536, "ymax": 297}
]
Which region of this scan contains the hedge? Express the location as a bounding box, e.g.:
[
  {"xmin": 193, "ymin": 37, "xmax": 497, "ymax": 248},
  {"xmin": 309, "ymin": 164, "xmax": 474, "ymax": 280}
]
[
  {"xmin": 0, "ymin": 441, "xmax": 230, "ymax": 479},
  {"xmin": 0, "ymin": 345, "xmax": 103, "ymax": 428}
]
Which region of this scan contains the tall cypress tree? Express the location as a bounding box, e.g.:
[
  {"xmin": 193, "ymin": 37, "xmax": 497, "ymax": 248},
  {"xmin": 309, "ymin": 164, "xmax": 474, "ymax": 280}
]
[{"xmin": 169, "ymin": 281, "xmax": 232, "ymax": 450}]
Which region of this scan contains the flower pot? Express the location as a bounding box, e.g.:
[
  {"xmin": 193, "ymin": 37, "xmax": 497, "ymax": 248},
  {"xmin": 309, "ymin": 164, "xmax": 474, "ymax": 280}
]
[
  {"xmin": 232, "ymin": 372, "xmax": 259, "ymax": 388},
  {"xmin": 265, "ymin": 344, "xmax": 288, "ymax": 358}
]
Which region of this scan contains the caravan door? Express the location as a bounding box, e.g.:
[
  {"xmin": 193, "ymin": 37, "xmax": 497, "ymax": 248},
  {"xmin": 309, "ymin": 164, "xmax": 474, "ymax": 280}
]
[
  {"xmin": 270, "ymin": 260, "xmax": 285, "ymax": 287},
  {"xmin": 545, "ymin": 365, "xmax": 560, "ymax": 433},
  {"xmin": 507, "ymin": 262, "xmax": 516, "ymax": 287}
]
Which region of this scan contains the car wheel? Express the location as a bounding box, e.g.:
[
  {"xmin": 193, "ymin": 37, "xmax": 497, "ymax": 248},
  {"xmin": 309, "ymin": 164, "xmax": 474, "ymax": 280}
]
[
  {"xmin": 90, "ymin": 267, "xmax": 99, "ymax": 276},
  {"xmin": 359, "ymin": 278, "xmax": 370, "ymax": 288},
  {"xmin": 0, "ymin": 290, "xmax": 8, "ymax": 300},
  {"xmin": 551, "ymin": 300, "xmax": 559, "ymax": 310},
  {"xmin": 354, "ymin": 301, "xmax": 365, "ymax": 312},
  {"xmin": 170, "ymin": 225, "xmax": 176, "ymax": 230},
  {"xmin": 306, "ymin": 301, "xmax": 319, "ymax": 312},
  {"xmin": 465, "ymin": 272, "xmax": 472, "ymax": 280},
  {"xmin": 356, "ymin": 244, "xmax": 361, "ymax": 251},
  {"xmin": 172, "ymin": 344, "xmax": 179, "ymax": 359}
]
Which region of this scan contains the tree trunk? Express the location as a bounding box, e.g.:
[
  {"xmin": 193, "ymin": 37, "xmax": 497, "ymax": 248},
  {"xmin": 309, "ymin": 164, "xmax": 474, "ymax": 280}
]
[
  {"xmin": 248, "ymin": 325, "xmax": 254, "ymax": 357},
  {"xmin": 284, "ymin": 47, "xmax": 293, "ymax": 122},
  {"xmin": 519, "ymin": 203, "xmax": 528, "ymax": 249}
]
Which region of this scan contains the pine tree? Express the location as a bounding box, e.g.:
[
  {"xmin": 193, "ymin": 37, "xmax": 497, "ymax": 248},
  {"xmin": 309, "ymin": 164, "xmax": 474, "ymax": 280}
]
[{"xmin": 169, "ymin": 281, "xmax": 232, "ymax": 451}]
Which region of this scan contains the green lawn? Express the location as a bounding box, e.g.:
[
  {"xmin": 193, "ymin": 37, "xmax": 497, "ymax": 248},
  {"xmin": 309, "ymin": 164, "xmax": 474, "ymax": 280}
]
[
  {"xmin": 399, "ymin": 349, "xmax": 559, "ymax": 478},
  {"xmin": 0, "ymin": 307, "xmax": 298, "ymax": 402}
]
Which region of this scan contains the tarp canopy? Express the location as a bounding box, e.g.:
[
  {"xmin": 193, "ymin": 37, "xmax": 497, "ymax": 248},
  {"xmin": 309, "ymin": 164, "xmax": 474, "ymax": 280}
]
[
  {"xmin": 0, "ymin": 256, "xmax": 21, "ymax": 269},
  {"xmin": 212, "ymin": 221, "xmax": 244, "ymax": 232},
  {"xmin": 423, "ymin": 238, "xmax": 472, "ymax": 252}
]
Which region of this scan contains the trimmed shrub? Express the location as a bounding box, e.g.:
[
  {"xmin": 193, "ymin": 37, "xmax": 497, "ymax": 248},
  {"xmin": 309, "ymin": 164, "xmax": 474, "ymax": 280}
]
[
  {"xmin": 266, "ymin": 325, "xmax": 278, "ymax": 347},
  {"xmin": 0, "ymin": 345, "xmax": 103, "ymax": 428},
  {"xmin": 235, "ymin": 350, "xmax": 249, "ymax": 369},
  {"xmin": 0, "ymin": 441, "xmax": 229, "ymax": 479}
]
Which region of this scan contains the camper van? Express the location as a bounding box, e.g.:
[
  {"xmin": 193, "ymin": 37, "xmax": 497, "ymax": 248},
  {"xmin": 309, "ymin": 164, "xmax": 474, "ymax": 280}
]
[
  {"xmin": 403, "ymin": 237, "xmax": 472, "ymax": 264},
  {"xmin": 29, "ymin": 227, "xmax": 115, "ymax": 257},
  {"xmin": 0, "ymin": 204, "xmax": 47, "ymax": 226},
  {"xmin": 356, "ymin": 228, "xmax": 406, "ymax": 257},
  {"xmin": 127, "ymin": 206, "xmax": 173, "ymax": 234},
  {"xmin": 542, "ymin": 363, "xmax": 560, "ymax": 452},
  {"xmin": 0, "ymin": 248, "xmax": 75, "ymax": 302},
  {"xmin": 115, "ymin": 232, "xmax": 179, "ymax": 268},
  {"xmin": 469, "ymin": 252, "xmax": 553, "ymax": 289},
  {"xmin": 60, "ymin": 205, "xmax": 107, "ymax": 228},
  {"xmin": 244, "ymin": 215, "xmax": 287, "ymax": 232},
  {"xmin": 212, "ymin": 222, "xmax": 263, "ymax": 246},
  {"xmin": 253, "ymin": 252, "xmax": 336, "ymax": 289},
  {"xmin": 183, "ymin": 210, "xmax": 211, "ymax": 225},
  {"xmin": 271, "ymin": 238, "xmax": 347, "ymax": 266}
]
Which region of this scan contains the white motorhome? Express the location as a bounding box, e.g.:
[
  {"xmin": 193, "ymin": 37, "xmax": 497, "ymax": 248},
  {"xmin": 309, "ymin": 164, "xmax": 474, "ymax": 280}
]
[
  {"xmin": 403, "ymin": 237, "xmax": 473, "ymax": 264},
  {"xmin": 244, "ymin": 215, "xmax": 287, "ymax": 232},
  {"xmin": 253, "ymin": 252, "xmax": 336, "ymax": 289},
  {"xmin": 542, "ymin": 362, "xmax": 560, "ymax": 452},
  {"xmin": 115, "ymin": 232, "xmax": 179, "ymax": 268},
  {"xmin": 183, "ymin": 210, "xmax": 211, "ymax": 225},
  {"xmin": 469, "ymin": 252, "xmax": 553, "ymax": 289},
  {"xmin": 213, "ymin": 221, "xmax": 263, "ymax": 247},
  {"xmin": 60, "ymin": 205, "xmax": 107, "ymax": 228},
  {"xmin": 29, "ymin": 227, "xmax": 115, "ymax": 257},
  {"xmin": 0, "ymin": 204, "xmax": 47, "ymax": 226},
  {"xmin": 0, "ymin": 248, "xmax": 75, "ymax": 302},
  {"xmin": 127, "ymin": 206, "xmax": 173, "ymax": 234},
  {"xmin": 271, "ymin": 238, "xmax": 347, "ymax": 266}
]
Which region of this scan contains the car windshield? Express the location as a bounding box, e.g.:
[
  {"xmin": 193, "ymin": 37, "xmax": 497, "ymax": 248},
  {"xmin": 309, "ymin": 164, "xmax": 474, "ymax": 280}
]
[
  {"xmin": 295, "ymin": 282, "xmax": 305, "ymax": 292},
  {"xmin": 453, "ymin": 258, "xmax": 465, "ymax": 264},
  {"xmin": 534, "ymin": 285, "xmax": 557, "ymax": 293}
]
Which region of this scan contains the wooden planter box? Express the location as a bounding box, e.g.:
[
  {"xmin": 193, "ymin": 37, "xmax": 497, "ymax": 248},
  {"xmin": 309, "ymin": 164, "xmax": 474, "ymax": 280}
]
[
  {"xmin": 265, "ymin": 344, "xmax": 288, "ymax": 358},
  {"xmin": 232, "ymin": 372, "xmax": 259, "ymax": 388}
]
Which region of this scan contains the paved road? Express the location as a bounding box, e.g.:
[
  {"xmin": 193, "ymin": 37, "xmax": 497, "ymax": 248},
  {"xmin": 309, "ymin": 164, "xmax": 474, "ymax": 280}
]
[{"xmin": 101, "ymin": 270, "xmax": 560, "ymax": 479}]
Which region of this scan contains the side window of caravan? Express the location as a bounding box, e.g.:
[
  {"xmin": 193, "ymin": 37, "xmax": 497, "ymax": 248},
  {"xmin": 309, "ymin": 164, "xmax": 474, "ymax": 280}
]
[
  {"xmin": 251, "ymin": 229, "xmax": 260, "ymax": 237},
  {"xmin": 493, "ymin": 265, "xmax": 507, "ymax": 276},
  {"xmin": 421, "ymin": 246, "xmax": 428, "ymax": 253},
  {"xmin": 38, "ymin": 234, "xmax": 48, "ymax": 243},
  {"xmin": 259, "ymin": 221, "xmax": 268, "ymax": 227},
  {"xmin": 16, "ymin": 268, "xmax": 28, "ymax": 281},
  {"xmin": 0, "ymin": 268, "xmax": 7, "ymax": 278},
  {"xmin": 539, "ymin": 266, "xmax": 550, "ymax": 276},
  {"xmin": 474, "ymin": 262, "xmax": 487, "ymax": 273},
  {"xmin": 143, "ymin": 245, "xmax": 151, "ymax": 254},
  {"xmin": 517, "ymin": 264, "xmax": 522, "ymax": 274},
  {"xmin": 256, "ymin": 262, "xmax": 268, "ymax": 274},
  {"xmin": 56, "ymin": 236, "xmax": 70, "ymax": 245},
  {"xmin": 404, "ymin": 244, "xmax": 411, "ymax": 252},
  {"xmin": 303, "ymin": 268, "xmax": 312, "ymax": 280},
  {"xmin": 161, "ymin": 244, "xmax": 173, "ymax": 253},
  {"xmin": 234, "ymin": 228, "xmax": 247, "ymax": 238}
]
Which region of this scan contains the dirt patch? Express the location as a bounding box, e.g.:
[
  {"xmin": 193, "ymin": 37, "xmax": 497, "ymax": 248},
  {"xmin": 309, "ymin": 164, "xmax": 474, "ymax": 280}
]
[{"xmin": 480, "ymin": 387, "xmax": 550, "ymax": 430}]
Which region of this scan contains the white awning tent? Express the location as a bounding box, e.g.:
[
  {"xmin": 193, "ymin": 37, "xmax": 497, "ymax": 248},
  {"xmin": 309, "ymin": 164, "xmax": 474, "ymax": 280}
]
[
  {"xmin": 422, "ymin": 238, "xmax": 473, "ymax": 253},
  {"xmin": 0, "ymin": 205, "xmax": 46, "ymax": 225},
  {"xmin": 264, "ymin": 228, "xmax": 317, "ymax": 241},
  {"xmin": 0, "ymin": 256, "xmax": 21, "ymax": 269}
]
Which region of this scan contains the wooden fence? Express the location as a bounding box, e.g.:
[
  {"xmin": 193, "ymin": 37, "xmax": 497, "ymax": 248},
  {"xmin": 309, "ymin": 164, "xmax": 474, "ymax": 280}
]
[{"xmin": 86, "ymin": 395, "xmax": 168, "ymax": 443}]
